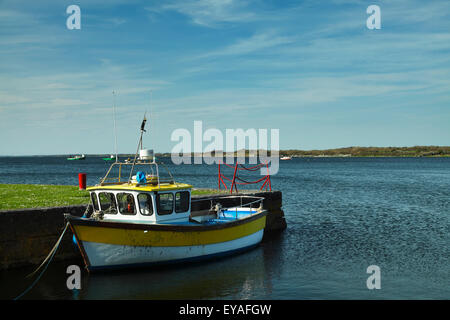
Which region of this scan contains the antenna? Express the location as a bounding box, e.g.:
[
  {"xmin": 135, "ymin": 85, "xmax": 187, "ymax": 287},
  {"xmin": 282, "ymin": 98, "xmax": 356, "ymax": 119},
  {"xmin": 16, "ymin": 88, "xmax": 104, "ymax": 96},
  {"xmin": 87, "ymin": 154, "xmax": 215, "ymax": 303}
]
[
  {"xmin": 112, "ymin": 91, "xmax": 118, "ymax": 163},
  {"xmin": 128, "ymin": 114, "xmax": 148, "ymax": 183},
  {"xmin": 139, "ymin": 111, "xmax": 147, "ymax": 150},
  {"xmin": 149, "ymin": 90, "xmax": 155, "ymax": 163}
]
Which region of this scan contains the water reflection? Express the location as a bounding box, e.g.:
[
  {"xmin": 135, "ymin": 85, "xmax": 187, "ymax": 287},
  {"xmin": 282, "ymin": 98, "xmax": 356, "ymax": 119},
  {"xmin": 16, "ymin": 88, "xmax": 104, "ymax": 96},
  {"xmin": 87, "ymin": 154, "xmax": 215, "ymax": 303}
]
[{"xmin": 2, "ymin": 239, "xmax": 286, "ymax": 300}]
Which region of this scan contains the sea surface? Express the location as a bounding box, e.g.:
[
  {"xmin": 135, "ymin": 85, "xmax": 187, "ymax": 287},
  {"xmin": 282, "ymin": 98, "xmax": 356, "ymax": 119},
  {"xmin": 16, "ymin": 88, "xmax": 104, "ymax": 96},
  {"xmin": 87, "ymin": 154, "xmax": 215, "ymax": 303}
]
[{"xmin": 0, "ymin": 156, "xmax": 449, "ymax": 300}]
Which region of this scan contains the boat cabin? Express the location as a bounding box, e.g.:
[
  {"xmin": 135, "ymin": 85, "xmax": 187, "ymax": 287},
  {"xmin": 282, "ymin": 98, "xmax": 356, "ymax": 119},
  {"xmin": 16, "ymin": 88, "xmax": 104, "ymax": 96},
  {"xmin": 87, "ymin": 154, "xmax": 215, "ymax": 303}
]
[
  {"xmin": 87, "ymin": 159, "xmax": 193, "ymax": 224},
  {"xmin": 87, "ymin": 184, "xmax": 193, "ymax": 224}
]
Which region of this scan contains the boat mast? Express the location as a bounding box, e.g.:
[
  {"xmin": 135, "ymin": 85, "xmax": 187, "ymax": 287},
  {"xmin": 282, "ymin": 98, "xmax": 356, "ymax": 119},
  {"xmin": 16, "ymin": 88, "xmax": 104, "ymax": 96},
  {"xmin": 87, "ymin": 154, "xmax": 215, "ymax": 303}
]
[
  {"xmin": 149, "ymin": 90, "xmax": 156, "ymax": 163},
  {"xmin": 112, "ymin": 90, "xmax": 119, "ymax": 163},
  {"xmin": 127, "ymin": 114, "xmax": 147, "ymax": 183}
]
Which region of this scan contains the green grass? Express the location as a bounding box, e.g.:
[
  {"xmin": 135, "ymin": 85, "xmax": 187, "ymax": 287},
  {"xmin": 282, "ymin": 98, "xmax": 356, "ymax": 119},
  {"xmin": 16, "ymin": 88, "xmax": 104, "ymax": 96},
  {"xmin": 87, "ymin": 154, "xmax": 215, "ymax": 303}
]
[
  {"xmin": 0, "ymin": 184, "xmax": 90, "ymax": 211},
  {"xmin": 0, "ymin": 184, "xmax": 229, "ymax": 210},
  {"xmin": 191, "ymin": 188, "xmax": 230, "ymax": 196}
]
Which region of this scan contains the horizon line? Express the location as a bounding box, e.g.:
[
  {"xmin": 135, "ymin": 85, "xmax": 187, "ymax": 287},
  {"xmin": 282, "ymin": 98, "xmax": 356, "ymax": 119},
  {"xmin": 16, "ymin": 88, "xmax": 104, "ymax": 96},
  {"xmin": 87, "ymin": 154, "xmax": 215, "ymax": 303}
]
[{"xmin": 1, "ymin": 145, "xmax": 450, "ymax": 157}]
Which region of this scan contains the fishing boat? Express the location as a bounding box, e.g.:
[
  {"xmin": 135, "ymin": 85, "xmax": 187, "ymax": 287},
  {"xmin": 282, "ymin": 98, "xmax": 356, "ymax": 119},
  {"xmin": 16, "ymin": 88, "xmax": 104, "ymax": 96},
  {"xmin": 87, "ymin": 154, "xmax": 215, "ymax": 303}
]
[
  {"xmin": 102, "ymin": 154, "xmax": 115, "ymax": 161},
  {"xmin": 67, "ymin": 154, "xmax": 86, "ymax": 160},
  {"xmin": 65, "ymin": 118, "xmax": 267, "ymax": 271}
]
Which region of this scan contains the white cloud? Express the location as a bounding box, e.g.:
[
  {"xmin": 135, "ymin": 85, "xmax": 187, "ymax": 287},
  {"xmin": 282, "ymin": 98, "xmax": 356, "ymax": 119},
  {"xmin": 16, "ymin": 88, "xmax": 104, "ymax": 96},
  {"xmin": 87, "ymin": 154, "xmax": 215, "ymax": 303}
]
[
  {"xmin": 196, "ymin": 31, "xmax": 296, "ymax": 58},
  {"xmin": 146, "ymin": 0, "xmax": 255, "ymax": 27}
]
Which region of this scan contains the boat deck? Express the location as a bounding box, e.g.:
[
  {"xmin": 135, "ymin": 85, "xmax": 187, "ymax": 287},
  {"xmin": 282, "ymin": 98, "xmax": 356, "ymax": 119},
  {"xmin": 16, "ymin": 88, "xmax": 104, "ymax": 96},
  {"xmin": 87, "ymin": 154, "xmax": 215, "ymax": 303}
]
[{"xmin": 96, "ymin": 208, "xmax": 259, "ymax": 226}]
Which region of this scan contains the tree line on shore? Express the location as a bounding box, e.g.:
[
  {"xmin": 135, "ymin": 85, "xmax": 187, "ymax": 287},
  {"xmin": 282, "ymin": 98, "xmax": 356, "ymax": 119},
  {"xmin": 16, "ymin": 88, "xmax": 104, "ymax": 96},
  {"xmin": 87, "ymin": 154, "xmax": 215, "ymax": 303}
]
[{"xmin": 155, "ymin": 146, "xmax": 450, "ymax": 157}]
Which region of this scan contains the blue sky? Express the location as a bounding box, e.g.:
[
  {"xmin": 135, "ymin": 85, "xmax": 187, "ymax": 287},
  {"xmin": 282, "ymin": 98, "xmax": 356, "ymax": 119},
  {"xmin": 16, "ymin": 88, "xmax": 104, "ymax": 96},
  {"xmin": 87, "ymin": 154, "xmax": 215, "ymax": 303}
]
[{"xmin": 0, "ymin": 0, "xmax": 449, "ymax": 155}]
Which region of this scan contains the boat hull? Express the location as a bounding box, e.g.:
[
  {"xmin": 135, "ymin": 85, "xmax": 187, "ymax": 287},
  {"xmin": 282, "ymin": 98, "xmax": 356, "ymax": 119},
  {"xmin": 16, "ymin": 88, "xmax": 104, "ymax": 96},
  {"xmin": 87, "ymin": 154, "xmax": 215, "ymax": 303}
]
[
  {"xmin": 66, "ymin": 213, "xmax": 266, "ymax": 271},
  {"xmin": 81, "ymin": 230, "xmax": 263, "ymax": 271}
]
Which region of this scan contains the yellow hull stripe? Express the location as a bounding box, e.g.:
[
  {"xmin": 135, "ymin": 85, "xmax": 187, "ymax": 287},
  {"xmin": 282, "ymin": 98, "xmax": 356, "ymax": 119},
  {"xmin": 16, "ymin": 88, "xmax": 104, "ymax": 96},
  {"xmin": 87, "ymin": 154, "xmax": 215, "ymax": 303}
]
[{"xmin": 74, "ymin": 216, "xmax": 266, "ymax": 247}]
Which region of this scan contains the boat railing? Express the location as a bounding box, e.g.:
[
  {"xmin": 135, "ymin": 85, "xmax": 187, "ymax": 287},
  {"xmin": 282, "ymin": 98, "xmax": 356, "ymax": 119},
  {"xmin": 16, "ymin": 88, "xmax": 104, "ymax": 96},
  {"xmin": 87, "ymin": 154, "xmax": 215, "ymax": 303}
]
[
  {"xmin": 98, "ymin": 160, "xmax": 174, "ymax": 187},
  {"xmin": 191, "ymin": 195, "xmax": 265, "ymax": 214}
]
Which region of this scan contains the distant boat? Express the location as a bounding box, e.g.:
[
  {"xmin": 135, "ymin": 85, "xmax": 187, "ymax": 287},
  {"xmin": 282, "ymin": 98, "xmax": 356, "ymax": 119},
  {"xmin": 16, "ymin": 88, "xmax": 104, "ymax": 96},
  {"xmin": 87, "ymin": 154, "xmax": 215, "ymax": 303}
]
[
  {"xmin": 67, "ymin": 154, "xmax": 86, "ymax": 161},
  {"xmin": 102, "ymin": 154, "xmax": 115, "ymax": 161},
  {"xmin": 280, "ymin": 156, "xmax": 292, "ymax": 160}
]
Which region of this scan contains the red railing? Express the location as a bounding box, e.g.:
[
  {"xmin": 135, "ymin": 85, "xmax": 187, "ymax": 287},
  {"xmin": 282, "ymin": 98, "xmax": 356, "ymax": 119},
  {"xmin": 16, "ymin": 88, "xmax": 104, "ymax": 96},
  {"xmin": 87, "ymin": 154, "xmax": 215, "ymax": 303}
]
[{"xmin": 218, "ymin": 160, "xmax": 271, "ymax": 194}]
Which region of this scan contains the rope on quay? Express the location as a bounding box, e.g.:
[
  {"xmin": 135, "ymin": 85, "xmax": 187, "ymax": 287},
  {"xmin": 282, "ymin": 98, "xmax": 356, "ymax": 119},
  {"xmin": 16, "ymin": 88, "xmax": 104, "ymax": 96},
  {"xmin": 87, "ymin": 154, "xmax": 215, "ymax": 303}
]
[{"xmin": 13, "ymin": 222, "xmax": 70, "ymax": 300}]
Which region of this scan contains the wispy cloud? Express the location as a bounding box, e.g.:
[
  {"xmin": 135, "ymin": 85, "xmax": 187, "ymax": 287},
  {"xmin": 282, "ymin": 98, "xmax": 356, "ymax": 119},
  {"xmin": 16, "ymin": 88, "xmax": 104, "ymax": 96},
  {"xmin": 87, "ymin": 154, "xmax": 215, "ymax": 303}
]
[
  {"xmin": 194, "ymin": 30, "xmax": 296, "ymax": 59},
  {"xmin": 146, "ymin": 0, "xmax": 255, "ymax": 27}
]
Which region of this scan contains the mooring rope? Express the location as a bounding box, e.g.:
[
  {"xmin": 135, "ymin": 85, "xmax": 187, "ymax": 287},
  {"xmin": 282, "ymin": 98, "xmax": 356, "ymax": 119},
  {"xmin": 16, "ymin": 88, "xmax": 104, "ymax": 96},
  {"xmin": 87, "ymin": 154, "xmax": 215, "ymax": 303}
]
[{"xmin": 13, "ymin": 222, "xmax": 69, "ymax": 300}]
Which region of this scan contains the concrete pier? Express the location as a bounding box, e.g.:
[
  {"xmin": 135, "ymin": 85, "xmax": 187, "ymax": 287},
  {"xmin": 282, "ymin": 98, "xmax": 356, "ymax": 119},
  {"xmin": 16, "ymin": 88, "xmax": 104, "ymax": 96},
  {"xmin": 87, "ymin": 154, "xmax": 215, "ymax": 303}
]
[
  {"xmin": 0, "ymin": 205, "xmax": 87, "ymax": 270},
  {"xmin": 0, "ymin": 191, "xmax": 286, "ymax": 270}
]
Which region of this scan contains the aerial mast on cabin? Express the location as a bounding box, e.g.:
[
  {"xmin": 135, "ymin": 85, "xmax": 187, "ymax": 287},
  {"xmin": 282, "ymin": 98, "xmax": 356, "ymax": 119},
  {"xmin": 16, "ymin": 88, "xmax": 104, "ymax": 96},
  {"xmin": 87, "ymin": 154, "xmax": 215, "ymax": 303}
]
[
  {"xmin": 128, "ymin": 114, "xmax": 148, "ymax": 183},
  {"xmin": 112, "ymin": 90, "xmax": 119, "ymax": 163}
]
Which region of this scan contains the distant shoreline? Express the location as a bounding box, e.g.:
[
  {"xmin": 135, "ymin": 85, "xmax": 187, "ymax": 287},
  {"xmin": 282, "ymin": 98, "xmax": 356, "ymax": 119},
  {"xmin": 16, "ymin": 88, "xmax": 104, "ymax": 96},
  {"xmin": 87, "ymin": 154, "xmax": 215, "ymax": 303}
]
[{"xmin": 1, "ymin": 146, "xmax": 450, "ymax": 158}]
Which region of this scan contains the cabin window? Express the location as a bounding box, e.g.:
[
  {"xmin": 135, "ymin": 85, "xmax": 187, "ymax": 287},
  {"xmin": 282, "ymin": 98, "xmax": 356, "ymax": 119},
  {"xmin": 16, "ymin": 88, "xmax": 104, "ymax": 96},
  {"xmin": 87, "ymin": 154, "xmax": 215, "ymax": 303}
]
[
  {"xmin": 91, "ymin": 193, "xmax": 99, "ymax": 211},
  {"xmin": 175, "ymin": 191, "xmax": 190, "ymax": 213},
  {"xmin": 138, "ymin": 193, "xmax": 153, "ymax": 216},
  {"xmin": 157, "ymin": 193, "xmax": 173, "ymax": 215},
  {"xmin": 117, "ymin": 193, "xmax": 136, "ymax": 215},
  {"xmin": 98, "ymin": 192, "xmax": 117, "ymax": 214}
]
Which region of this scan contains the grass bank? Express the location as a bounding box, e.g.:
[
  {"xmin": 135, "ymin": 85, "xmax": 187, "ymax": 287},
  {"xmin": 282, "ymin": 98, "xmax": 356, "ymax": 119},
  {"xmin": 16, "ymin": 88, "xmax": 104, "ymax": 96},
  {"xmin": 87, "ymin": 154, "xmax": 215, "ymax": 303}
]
[
  {"xmin": 0, "ymin": 184, "xmax": 90, "ymax": 210},
  {"xmin": 0, "ymin": 184, "xmax": 228, "ymax": 211}
]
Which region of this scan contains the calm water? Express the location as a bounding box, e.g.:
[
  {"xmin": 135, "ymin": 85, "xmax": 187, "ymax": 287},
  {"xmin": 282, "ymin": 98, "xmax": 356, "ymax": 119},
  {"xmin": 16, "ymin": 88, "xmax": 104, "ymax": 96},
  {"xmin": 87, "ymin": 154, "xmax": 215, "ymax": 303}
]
[{"xmin": 0, "ymin": 156, "xmax": 449, "ymax": 299}]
